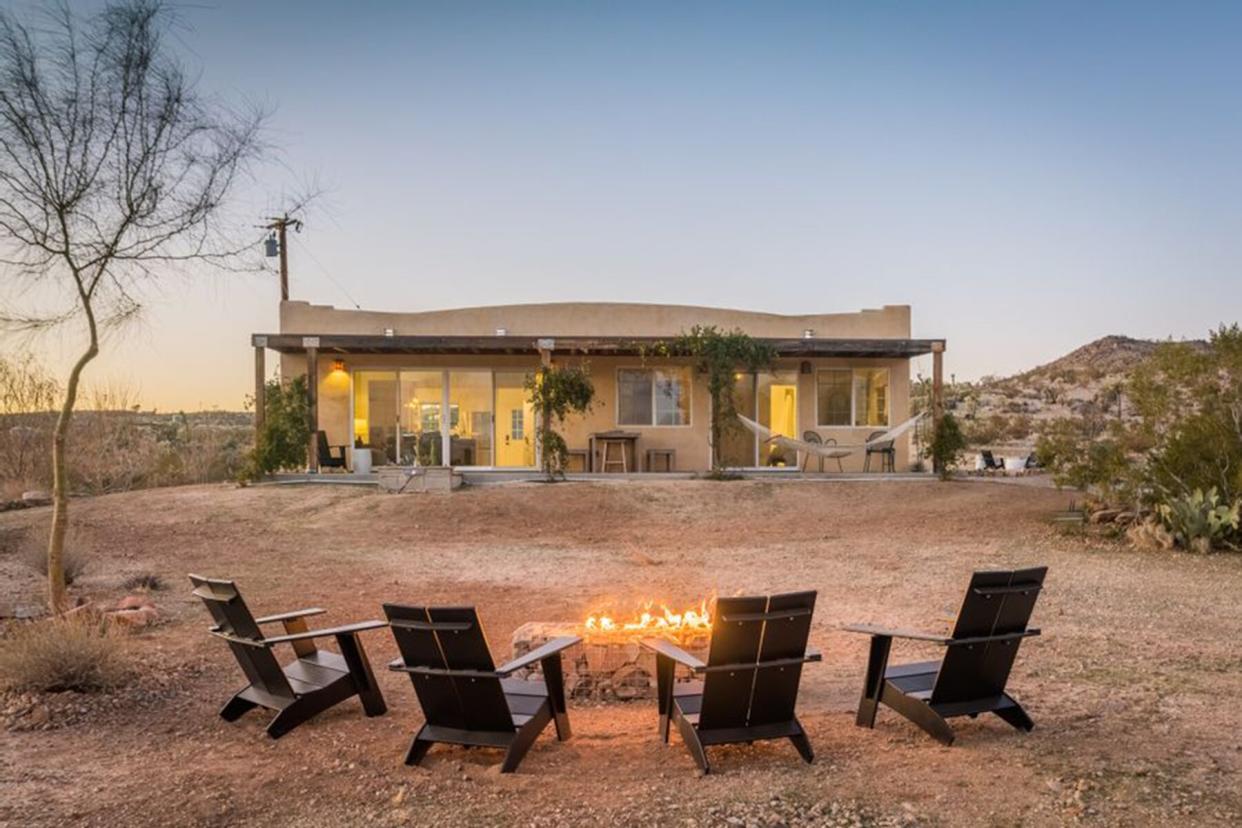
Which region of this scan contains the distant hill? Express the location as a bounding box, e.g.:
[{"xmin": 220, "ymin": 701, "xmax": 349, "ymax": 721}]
[{"xmin": 951, "ymin": 335, "xmax": 1206, "ymax": 448}]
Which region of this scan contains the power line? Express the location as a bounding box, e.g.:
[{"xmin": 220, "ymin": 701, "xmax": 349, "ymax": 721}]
[{"xmin": 289, "ymin": 233, "xmax": 362, "ymax": 309}]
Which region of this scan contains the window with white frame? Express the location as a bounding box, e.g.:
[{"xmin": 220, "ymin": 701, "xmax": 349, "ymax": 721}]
[
  {"xmin": 617, "ymin": 367, "xmax": 691, "ymax": 426},
  {"xmin": 816, "ymin": 370, "xmax": 852, "ymax": 426},
  {"xmin": 816, "ymin": 368, "xmax": 890, "ymax": 427},
  {"xmin": 509, "ymin": 408, "xmax": 525, "ymax": 440}
]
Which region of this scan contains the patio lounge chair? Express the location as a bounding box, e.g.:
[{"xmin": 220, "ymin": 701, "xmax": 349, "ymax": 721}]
[
  {"xmin": 640, "ymin": 591, "xmax": 821, "ymax": 774},
  {"xmin": 844, "ymin": 566, "xmax": 1047, "ymax": 745},
  {"xmin": 189, "ymin": 575, "xmax": 388, "ymax": 738},
  {"xmin": 384, "ymin": 604, "xmax": 581, "ymax": 773},
  {"xmin": 800, "ymin": 431, "xmax": 844, "ymax": 473},
  {"xmin": 863, "ymin": 431, "xmax": 896, "ymax": 472},
  {"xmin": 980, "ymin": 450, "xmax": 1006, "ymax": 472},
  {"xmin": 316, "ymin": 430, "xmax": 348, "ymax": 470}
]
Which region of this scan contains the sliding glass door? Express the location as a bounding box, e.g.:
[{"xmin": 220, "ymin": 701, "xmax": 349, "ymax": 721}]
[{"xmin": 353, "ymin": 368, "xmax": 530, "ymax": 468}]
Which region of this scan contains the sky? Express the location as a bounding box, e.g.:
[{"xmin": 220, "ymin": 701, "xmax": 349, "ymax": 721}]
[{"xmin": 5, "ymin": 0, "xmax": 1242, "ymax": 410}]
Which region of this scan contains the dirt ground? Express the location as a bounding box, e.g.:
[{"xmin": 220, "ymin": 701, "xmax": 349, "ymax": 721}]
[{"xmin": 2, "ymin": 478, "xmax": 1241, "ymax": 827}]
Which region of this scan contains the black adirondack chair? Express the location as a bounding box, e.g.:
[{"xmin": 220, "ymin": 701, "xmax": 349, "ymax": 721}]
[
  {"xmin": 980, "ymin": 450, "xmax": 1006, "ymax": 472},
  {"xmin": 316, "ymin": 430, "xmax": 348, "ymax": 470},
  {"xmin": 845, "ymin": 567, "xmax": 1047, "ymax": 745},
  {"xmin": 189, "ymin": 575, "xmax": 387, "ymax": 738},
  {"xmin": 384, "ymin": 604, "xmax": 581, "ymax": 773},
  {"xmin": 640, "ymin": 591, "xmax": 821, "ymax": 774}
]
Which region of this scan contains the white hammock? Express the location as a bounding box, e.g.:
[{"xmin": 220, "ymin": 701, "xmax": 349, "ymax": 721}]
[{"xmin": 736, "ymin": 413, "xmax": 924, "ymax": 462}]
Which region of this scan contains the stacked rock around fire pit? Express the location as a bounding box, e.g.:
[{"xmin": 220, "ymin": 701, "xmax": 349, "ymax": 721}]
[{"xmin": 509, "ymin": 622, "xmax": 709, "ymax": 702}]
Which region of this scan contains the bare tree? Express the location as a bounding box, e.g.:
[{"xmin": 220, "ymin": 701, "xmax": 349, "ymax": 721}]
[{"xmin": 0, "ymin": 1, "xmax": 265, "ymax": 611}]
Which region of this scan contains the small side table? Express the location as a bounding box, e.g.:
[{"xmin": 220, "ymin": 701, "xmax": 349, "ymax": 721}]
[
  {"xmin": 646, "ymin": 448, "xmax": 676, "ymax": 473},
  {"xmin": 352, "ymin": 447, "xmax": 372, "ymax": 475}
]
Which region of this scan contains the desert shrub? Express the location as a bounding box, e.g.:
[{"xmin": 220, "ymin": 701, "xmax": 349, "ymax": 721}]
[
  {"xmin": 122, "ymin": 572, "xmax": 166, "ymax": 592},
  {"xmin": 926, "ymin": 413, "xmax": 967, "ymax": 480},
  {"xmin": 1036, "ymin": 418, "xmax": 1134, "ymax": 503},
  {"xmin": 1157, "ymin": 489, "xmax": 1240, "ymax": 553},
  {"xmin": 0, "ymin": 617, "xmax": 128, "ymax": 693},
  {"xmin": 241, "ymin": 375, "xmax": 310, "ymax": 480},
  {"xmin": 22, "ymin": 544, "xmax": 87, "ymax": 585},
  {"xmin": 526, "ymin": 364, "xmax": 595, "ymax": 480}
]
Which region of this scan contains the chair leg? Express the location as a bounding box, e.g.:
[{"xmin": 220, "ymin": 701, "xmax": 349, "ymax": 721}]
[
  {"xmin": 788, "ymin": 717, "xmax": 814, "ymax": 764},
  {"xmin": 863, "ymin": 453, "xmax": 871, "ymax": 472},
  {"xmin": 540, "ymin": 652, "xmax": 572, "ymax": 740},
  {"xmin": 674, "ymin": 709, "xmax": 710, "ymax": 774},
  {"xmin": 405, "ymin": 724, "xmax": 435, "ymax": 766},
  {"xmin": 219, "ymin": 693, "xmax": 259, "ymax": 722},
  {"xmin": 655, "ymin": 653, "xmax": 675, "ymax": 743},
  {"xmin": 336, "ymin": 632, "xmax": 387, "ymax": 717},
  {"xmin": 501, "ymin": 705, "xmax": 552, "ymax": 773},
  {"xmin": 882, "ymin": 689, "xmax": 956, "ymax": 746},
  {"xmin": 994, "ymin": 695, "xmax": 1035, "ymax": 732},
  {"xmin": 855, "ymin": 634, "xmax": 892, "ymax": 728}
]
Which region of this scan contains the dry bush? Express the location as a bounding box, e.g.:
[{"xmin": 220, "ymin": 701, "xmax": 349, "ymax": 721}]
[
  {"xmin": 122, "ymin": 572, "xmax": 166, "ymax": 592},
  {"xmin": 21, "ymin": 543, "xmax": 87, "ymax": 585},
  {"xmin": 0, "ymin": 617, "xmax": 128, "ymax": 693}
]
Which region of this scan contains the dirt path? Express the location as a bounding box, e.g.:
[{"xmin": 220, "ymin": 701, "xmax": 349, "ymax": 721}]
[{"xmin": 2, "ymin": 480, "xmax": 1240, "ymax": 826}]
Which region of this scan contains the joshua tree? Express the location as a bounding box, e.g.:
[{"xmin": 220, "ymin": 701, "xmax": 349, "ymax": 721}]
[{"xmin": 0, "ymin": 1, "xmax": 265, "ymax": 610}]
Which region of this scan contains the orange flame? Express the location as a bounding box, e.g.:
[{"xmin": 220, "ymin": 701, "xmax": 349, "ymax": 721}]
[{"xmin": 583, "ymin": 597, "xmax": 713, "ymax": 640}]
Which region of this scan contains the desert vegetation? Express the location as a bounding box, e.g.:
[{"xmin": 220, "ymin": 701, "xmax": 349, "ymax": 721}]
[
  {"xmin": 1, "ymin": 353, "xmax": 252, "ymax": 502},
  {"xmin": 1035, "ymin": 324, "xmax": 1242, "ymax": 552}
]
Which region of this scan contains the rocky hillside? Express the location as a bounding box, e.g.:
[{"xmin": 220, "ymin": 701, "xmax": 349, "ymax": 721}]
[{"xmin": 950, "ymin": 335, "xmax": 1205, "ymax": 448}]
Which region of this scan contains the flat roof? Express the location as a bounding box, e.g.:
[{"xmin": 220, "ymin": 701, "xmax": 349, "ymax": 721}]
[{"xmin": 252, "ymin": 333, "xmax": 944, "ymax": 359}]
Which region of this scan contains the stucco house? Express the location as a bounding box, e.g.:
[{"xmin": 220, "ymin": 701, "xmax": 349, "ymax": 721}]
[{"xmin": 251, "ymin": 301, "xmax": 945, "ymax": 474}]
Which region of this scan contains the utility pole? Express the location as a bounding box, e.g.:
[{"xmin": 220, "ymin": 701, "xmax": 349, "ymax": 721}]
[{"xmin": 263, "ymin": 214, "xmax": 303, "ymax": 300}]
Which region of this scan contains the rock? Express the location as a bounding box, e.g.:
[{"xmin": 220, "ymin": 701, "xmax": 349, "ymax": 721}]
[
  {"xmin": 115, "ymin": 595, "xmax": 156, "ymax": 611},
  {"xmin": 1088, "ymin": 508, "xmax": 1123, "ymax": 524},
  {"xmin": 110, "ymin": 606, "xmax": 158, "ymax": 627},
  {"xmin": 21, "ymin": 490, "xmax": 51, "ymax": 506}
]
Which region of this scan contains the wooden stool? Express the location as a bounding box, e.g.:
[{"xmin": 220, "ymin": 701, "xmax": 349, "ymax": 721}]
[
  {"xmin": 600, "ymin": 439, "xmax": 628, "ymax": 473},
  {"xmin": 646, "ymin": 448, "xmax": 675, "ymax": 473}
]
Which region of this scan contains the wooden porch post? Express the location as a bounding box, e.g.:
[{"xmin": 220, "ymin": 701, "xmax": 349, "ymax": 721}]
[
  {"xmin": 253, "ymin": 337, "xmax": 266, "ymax": 448},
  {"xmin": 304, "ymin": 338, "xmax": 320, "ymax": 473},
  {"xmin": 931, "ymin": 341, "xmax": 945, "ymax": 473}
]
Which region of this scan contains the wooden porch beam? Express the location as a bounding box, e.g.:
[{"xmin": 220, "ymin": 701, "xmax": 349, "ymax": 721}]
[{"xmin": 253, "ymin": 339, "xmax": 266, "ymax": 449}]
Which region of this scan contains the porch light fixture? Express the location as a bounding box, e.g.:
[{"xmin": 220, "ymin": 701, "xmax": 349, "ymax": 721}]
[
  {"xmin": 802, "ymin": 329, "xmax": 815, "ymax": 339},
  {"xmin": 383, "ymin": 328, "xmax": 395, "ymax": 337},
  {"xmin": 331, "ymin": 359, "xmax": 346, "ymax": 373},
  {"xmin": 800, "ymin": 361, "xmax": 812, "ymax": 375},
  {"xmin": 495, "ymin": 327, "xmax": 508, "ymax": 336}
]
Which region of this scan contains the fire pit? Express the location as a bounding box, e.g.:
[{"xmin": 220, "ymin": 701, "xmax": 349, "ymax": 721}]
[{"xmin": 509, "ymin": 599, "xmax": 712, "ymax": 702}]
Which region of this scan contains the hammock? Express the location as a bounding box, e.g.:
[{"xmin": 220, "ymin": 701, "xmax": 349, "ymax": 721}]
[{"xmin": 736, "ymin": 413, "xmax": 924, "ymax": 463}]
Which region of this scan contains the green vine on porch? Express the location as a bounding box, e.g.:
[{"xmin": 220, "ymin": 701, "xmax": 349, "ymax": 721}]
[
  {"xmin": 525, "ymin": 364, "xmax": 595, "ymax": 481},
  {"xmin": 648, "ymin": 326, "xmax": 775, "ymax": 472}
]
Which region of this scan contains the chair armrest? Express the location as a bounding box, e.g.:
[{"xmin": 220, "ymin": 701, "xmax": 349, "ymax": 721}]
[
  {"xmin": 253, "ymin": 608, "xmax": 327, "ymax": 625},
  {"xmin": 265, "ymin": 619, "xmax": 388, "ymax": 645},
  {"xmin": 496, "ymin": 635, "xmax": 582, "ymax": 676},
  {"xmin": 640, "ymin": 638, "xmax": 707, "ymax": 671},
  {"xmin": 842, "ymin": 623, "xmax": 950, "ymax": 644},
  {"xmin": 948, "ymin": 628, "xmax": 1040, "ymax": 647}
]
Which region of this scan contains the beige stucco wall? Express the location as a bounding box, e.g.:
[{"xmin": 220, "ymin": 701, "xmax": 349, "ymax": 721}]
[
  {"xmin": 287, "ymin": 353, "xmax": 913, "ymax": 473},
  {"xmin": 278, "ymin": 300, "xmax": 912, "ymax": 340},
  {"xmin": 276, "ymin": 301, "xmax": 918, "ymax": 472}
]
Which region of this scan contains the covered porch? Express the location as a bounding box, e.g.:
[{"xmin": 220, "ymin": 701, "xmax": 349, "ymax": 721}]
[{"xmin": 250, "ymin": 333, "xmax": 946, "ymax": 475}]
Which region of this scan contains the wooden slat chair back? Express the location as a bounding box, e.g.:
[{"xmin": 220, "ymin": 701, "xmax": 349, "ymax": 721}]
[
  {"xmin": 933, "ymin": 567, "xmax": 1046, "ymax": 705},
  {"xmin": 846, "ymin": 566, "xmax": 1047, "ymax": 745},
  {"xmin": 700, "ymin": 592, "xmax": 816, "ymax": 730},
  {"xmin": 190, "ymin": 574, "xmax": 387, "ymax": 738},
  {"xmin": 384, "ymin": 603, "xmax": 581, "ymax": 773},
  {"xmin": 385, "ymin": 605, "xmax": 514, "ymax": 733},
  {"xmin": 190, "ymin": 575, "xmax": 295, "ymax": 704},
  {"xmin": 642, "ymin": 590, "xmax": 821, "ymax": 773}
]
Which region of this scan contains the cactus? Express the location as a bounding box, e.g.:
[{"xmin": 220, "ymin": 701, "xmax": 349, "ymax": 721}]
[{"xmin": 1157, "ymin": 488, "xmax": 1240, "ymax": 552}]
